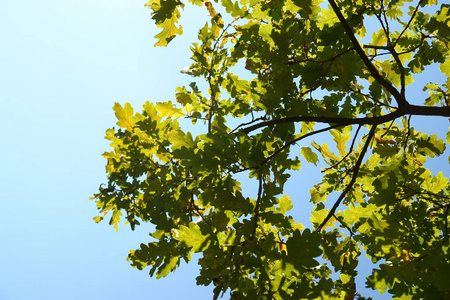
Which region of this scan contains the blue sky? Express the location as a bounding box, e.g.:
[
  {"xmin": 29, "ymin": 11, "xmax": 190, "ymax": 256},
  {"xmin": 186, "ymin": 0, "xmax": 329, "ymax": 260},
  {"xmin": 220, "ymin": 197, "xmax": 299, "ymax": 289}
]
[
  {"xmin": 0, "ymin": 1, "xmax": 213, "ymax": 299},
  {"xmin": 1, "ymin": 1, "xmax": 449, "ymax": 299}
]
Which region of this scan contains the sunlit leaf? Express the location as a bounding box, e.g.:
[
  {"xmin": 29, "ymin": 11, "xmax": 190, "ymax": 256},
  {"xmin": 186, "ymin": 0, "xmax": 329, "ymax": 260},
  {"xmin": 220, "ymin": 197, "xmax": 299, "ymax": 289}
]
[
  {"xmin": 113, "ymin": 102, "xmax": 135, "ymax": 130},
  {"xmin": 300, "ymin": 147, "xmax": 319, "ymax": 166},
  {"xmin": 174, "ymin": 223, "xmax": 211, "ymax": 252}
]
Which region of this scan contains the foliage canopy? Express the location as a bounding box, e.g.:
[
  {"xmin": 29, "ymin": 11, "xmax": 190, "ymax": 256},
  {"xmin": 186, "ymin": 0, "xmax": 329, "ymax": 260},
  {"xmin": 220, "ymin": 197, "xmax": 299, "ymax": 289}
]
[{"xmin": 92, "ymin": 0, "xmax": 450, "ymax": 298}]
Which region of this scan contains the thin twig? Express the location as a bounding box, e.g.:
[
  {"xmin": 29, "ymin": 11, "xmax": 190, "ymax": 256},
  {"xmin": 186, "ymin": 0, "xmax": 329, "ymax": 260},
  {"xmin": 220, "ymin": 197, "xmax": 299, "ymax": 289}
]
[
  {"xmin": 333, "ymin": 213, "xmax": 354, "ymax": 237},
  {"xmin": 205, "ymin": 21, "xmax": 235, "ymax": 133},
  {"xmin": 292, "ymin": 47, "xmax": 355, "ymax": 64},
  {"xmin": 428, "ymin": 203, "xmax": 450, "ymax": 213},
  {"xmin": 231, "ymin": 116, "xmax": 266, "ymax": 134},
  {"xmin": 260, "ymin": 125, "xmax": 342, "ymax": 168},
  {"xmin": 346, "ymin": 83, "xmax": 397, "ymax": 109},
  {"xmin": 389, "ymin": 47, "xmax": 406, "ymax": 100},
  {"xmin": 444, "ymin": 206, "xmax": 449, "ymax": 240},
  {"xmin": 380, "ymin": 120, "xmax": 395, "ymax": 138},
  {"xmin": 323, "ymin": 125, "xmax": 362, "ymax": 172},
  {"xmin": 393, "ymin": 0, "xmax": 425, "ymax": 48},
  {"xmin": 403, "ymin": 115, "xmax": 412, "ymax": 152},
  {"xmin": 251, "ymin": 171, "xmax": 263, "ymax": 240},
  {"xmin": 327, "ymin": 0, "xmax": 405, "ymax": 107},
  {"xmin": 373, "ymin": 4, "xmax": 406, "ymax": 100},
  {"xmin": 381, "ymin": 3, "xmax": 391, "ymax": 46},
  {"xmin": 236, "ymin": 124, "xmax": 343, "ymax": 173},
  {"xmin": 316, "ymin": 125, "xmax": 376, "ymax": 232}
]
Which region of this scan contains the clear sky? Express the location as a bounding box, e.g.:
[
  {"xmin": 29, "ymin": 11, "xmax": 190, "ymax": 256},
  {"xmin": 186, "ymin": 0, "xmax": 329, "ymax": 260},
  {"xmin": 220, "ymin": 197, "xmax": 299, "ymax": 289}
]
[
  {"xmin": 0, "ymin": 1, "xmax": 214, "ymax": 299},
  {"xmin": 1, "ymin": 1, "xmax": 448, "ymax": 300}
]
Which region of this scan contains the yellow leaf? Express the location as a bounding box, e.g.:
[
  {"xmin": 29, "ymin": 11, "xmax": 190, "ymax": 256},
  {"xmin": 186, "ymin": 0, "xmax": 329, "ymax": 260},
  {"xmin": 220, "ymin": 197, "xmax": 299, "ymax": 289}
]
[
  {"xmin": 156, "ymin": 101, "xmax": 184, "ymax": 118},
  {"xmin": 310, "ymin": 208, "xmax": 335, "ymax": 230},
  {"xmin": 330, "ymin": 129, "xmax": 351, "ymax": 157},
  {"xmin": 277, "ymin": 242, "xmax": 288, "ymax": 254},
  {"xmin": 93, "ymin": 216, "xmax": 103, "ymax": 223},
  {"xmin": 154, "ymin": 17, "xmax": 183, "ymax": 47},
  {"xmin": 371, "ymin": 28, "xmax": 387, "ymax": 47},
  {"xmin": 113, "ymin": 102, "xmax": 135, "ymax": 130},
  {"xmin": 340, "ymin": 273, "xmax": 352, "ymax": 284}
]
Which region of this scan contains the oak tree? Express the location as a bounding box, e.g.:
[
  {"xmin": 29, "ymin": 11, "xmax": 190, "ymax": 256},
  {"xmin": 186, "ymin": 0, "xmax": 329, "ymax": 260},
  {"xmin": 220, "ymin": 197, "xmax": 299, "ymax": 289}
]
[{"xmin": 92, "ymin": 0, "xmax": 450, "ymax": 298}]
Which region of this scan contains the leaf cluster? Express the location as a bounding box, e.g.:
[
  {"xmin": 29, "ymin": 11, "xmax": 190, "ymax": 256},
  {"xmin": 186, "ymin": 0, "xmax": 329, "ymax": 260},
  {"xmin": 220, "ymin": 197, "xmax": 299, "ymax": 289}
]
[{"xmin": 93, "ymin": 0, "xmax": 450, "ymax": 298}]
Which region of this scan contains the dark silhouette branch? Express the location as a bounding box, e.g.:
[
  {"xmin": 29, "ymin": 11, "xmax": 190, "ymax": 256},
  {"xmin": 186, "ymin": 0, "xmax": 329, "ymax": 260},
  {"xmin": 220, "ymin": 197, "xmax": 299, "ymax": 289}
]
[
  {"xmin": 322, "ymin": 124, "xmax": 362, "ymax": 172},
  {"xmin": 235, "ymin": 125, "xmax": 343, "ymax": 173},
  {"xmin": 327, "ymin": 0, "xmax": 407, "ymax": 107},
  {"xmin": 393, "ymin": 0, "xmax": 425, "ymax": 48},
  {"xmin": 240, "ymin": 105, "xmax": 450, "ymax": 135},
  {"xmin": 316, "ymin": 125, "xmax": 376, "ymax": 232},
  {"xmin": 251, "ymin": 171, "xmax": 263, "ymax": 240},
  {"xmin": 259, "ymin": 125, "xmax": 342, "ymax": 168},
  {"xmin": 334, "ymin": 213, "xmax": 354, "ymax": 237}
]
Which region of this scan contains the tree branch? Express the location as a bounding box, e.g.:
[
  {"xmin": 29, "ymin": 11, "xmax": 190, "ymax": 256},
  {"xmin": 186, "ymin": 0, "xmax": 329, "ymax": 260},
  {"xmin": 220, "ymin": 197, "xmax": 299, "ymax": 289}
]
[
  {"xmin": 251, "ymin": 172, "xmax": 263, "ymax": 240},
  {"xmin": 240, "ymin": 105, "xmax": 450, "ymax": 134},
  {"xmin": 235, "ymin": 124, "xmax": 343, "ymax": 173},
  {"xmin": 327, "ymin": 0, "xmax": 407, "ymax": 107},
  {"xmin": 260, "ymin": 125, "xmax": 342, "ymax": 168},
  {"xmin": 393, "ymin": 0, "xmax": 425, "ymax": 48},
  {"xmin": 316, "ymin": 125, "xmax": 376, "ymax": 232},
  {"xmin": 334, "ymin": 213, "xmax": 354, "ymax": 237},
  {"xmin": 322, "ymin": 124, "xmax": 362, "ymax": 172},
  {"xmin": 235, "ymin": 125, "xmax": 343, "ymax": 174}
]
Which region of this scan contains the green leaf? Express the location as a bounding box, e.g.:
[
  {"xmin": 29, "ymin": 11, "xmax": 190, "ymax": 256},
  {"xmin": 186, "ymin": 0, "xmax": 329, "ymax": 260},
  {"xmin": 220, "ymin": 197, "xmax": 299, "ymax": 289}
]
[
  {"xmin": 145, "ymin": 0, "xmax": 185, "ymax": 46},
  {"xmin": 286, "ymin": 229, "xmax": 322, "ymax": 269},
  {"xmin": 277, "ymin": 195, "xmax": 293, "ymax": 215},
  {"xmin": 225, "ymin": 73, "xmax": 250, "ymax": 97},
  {"xmin": 340, "ymin": 273, "xmax": 352, "ymax": 284},
  {"xmin": 109, "ymin": 209, "xmax": 122, "ymax": 232},
  {"xmin": 371, "ymin": 28, "xmax": 387, "ymax": 47},
  {"xmin": 221, "ymin": 0, "xmax": 247, "ymax": 17},
  {"xmin": 93, "ymin": 216, "xmax": 103, "ymax": 223},
  {"xmin": 175, "ymin": 87, "xmax": 193, "ymax": 105},
  {"xmin": 310, "ymin": 207, "xmax": 335, "ymax": 229},
  {"xmin": 439, "ymin": 56, "xmax": 450, "ymax": 76},
  {"xmin": 432, "ymin": 263, "xmax": 450, "ymax": 291},
  {"xmin": 300, "ymin": 147, "xmax": 319, "ymax": 166},
  {"xmin": 154, "ymin": 18, "xmax": 183, "ymax": 46},
  {"xmin": 367, "ymin": 269, "xmax": 388, "ymax": 294},
  {"xmin": 341, "ymin": 203, "xmax": 378, "ymax": 226},
  {"xmin": 416, "ymin": 133, "xmax": 446, "ymax": 157},
  {"xmin": 330, "ymin": 129, "xmax": 351, "ymax": 157},
  {"xmin": 173, "ymin": 223, "xmax": 211, "ymax": 252},
  {"xmin": 292, "ymin": 0, "xmax": 312, "ymax": 18},
  {"xmin": 168, "ymin": 130, "xmax": 195, "ymax": 150},
  {"xmin": 259, "ymin": 23, "xmax": 275, "ymax": 48}
]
